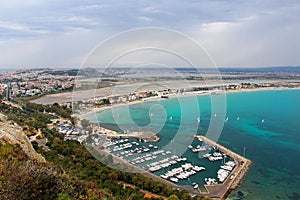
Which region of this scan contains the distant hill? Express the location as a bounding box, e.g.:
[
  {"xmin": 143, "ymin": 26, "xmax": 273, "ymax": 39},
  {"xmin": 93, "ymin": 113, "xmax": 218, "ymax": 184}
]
[
  {"xmin": 173, "ymin": 66, "xmax": 300, "ymax": 73},
  {"xmin": 72, "ymin": 67, "xmax": 104, "ymax": 78},
  {"xmin": 218, "ymin": 66, "xmax": 300, "ymax": 73},
  {"xmin": 43, "ymin": 67, "xmax": 102, "ymax": 77}
]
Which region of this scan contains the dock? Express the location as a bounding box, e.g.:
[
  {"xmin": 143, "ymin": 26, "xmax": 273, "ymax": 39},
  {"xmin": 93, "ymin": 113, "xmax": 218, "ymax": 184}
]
[
  {"xmin": 87, "ymin": 132, "xmax": 251, "ymax": 200},
  {"xmin": 93, "ymin": 124, "xmax": 160, "ymax": 142},
  {"xmin": 193, "ymin": 135, "xmax": 252, "ymax": 199},
  {"xmin": 106, "ymin": 130, "xmax": 160, "ymax": 142},
  {"xmin": 102, "ymin": 134, "xmax": 251, "ymax": 199}
]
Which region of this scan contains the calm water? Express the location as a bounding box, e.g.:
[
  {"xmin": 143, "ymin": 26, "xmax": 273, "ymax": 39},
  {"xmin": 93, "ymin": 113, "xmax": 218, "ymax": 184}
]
[{"xmin": 89, "ymin": 89, "xmax": 300, "ymax": 200}]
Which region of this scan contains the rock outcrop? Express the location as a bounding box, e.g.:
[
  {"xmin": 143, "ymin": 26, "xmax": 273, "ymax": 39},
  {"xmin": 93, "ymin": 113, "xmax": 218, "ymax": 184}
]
[{"xmin": 0, "ymin": 113, "xmax": 46, "ymax": 163}]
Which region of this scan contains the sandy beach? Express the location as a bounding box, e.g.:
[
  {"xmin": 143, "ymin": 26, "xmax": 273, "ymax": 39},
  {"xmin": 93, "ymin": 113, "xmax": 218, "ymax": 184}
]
[
  {"xmin": 32, "ymin": 79, "xmax": 296, "ymax": 105},
  {"xmin": 78, "ymin": 86, "xmax": 300, "ymax": 119}
]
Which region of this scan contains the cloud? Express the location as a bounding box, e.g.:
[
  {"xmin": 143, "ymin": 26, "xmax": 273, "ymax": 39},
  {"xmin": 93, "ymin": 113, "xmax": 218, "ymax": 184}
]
[
  {"xmin": 141, "ymin": 6, "xmax": 161, "ymax": 14},
  {"xmin": 191, "ymin": 10, "xmax": 300, "ymax": 67},
  {"xmin": 136, "ymin": 16, "xmax": 153, "ymax": 22},
  {"xmin": 0, "ymin": 20, "xmax": 30, "ymax": 31},
  {"xmin": 71, "ymin": 4, "xmax": 107, "ymax": 11},
  {"xmin": 63, "ymin": 16, "xmax": 99, "ymax": 26},
  {"xmin": 0, "ymin": 20, "xmax": 48, "ymax": 39},
  {"xmin": 0, "ymin": 0, "xmax": 41, "ymax": 8},
  {"xmin": 0, "ymin": 0, "xmax": 300, "ymax": 68},
  {"xmin": 0, "ymin": 39, "xmax": 44, "ymax": 67}
]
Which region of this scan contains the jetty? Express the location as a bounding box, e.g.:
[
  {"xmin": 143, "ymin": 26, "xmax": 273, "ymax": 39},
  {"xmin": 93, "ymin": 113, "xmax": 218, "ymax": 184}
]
[
  {"xmin": 90, "ymin": 124, "xmax": 160, "ymax": 142},
  {"xmin": 106, "ymin": 130, "xmax": 160, "ymax": 142},
  {"xmin": 192, "ymin": 135, "xmax": 252, "ymax": 199},
  {"xmin": 87, "ymin": 131, "xmax": 251, "ymax": 200}
]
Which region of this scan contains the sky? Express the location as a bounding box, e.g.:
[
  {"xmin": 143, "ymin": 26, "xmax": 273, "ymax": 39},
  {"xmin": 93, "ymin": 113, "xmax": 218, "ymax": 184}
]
[{"xmin": 0, "ymin": 0, "xmax": 300, "ymax": 68}]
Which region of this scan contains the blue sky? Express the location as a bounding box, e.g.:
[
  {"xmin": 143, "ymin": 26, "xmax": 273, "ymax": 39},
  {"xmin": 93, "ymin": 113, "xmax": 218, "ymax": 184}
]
[{"xmin": 0, "ymin": 0, "xmax": 300, "ymax": 68}]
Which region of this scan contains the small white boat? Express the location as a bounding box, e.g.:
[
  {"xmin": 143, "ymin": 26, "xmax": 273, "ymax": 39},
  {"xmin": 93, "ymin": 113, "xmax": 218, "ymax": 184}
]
[
  {"xmin": 160, "ymin": 174, "xmax": 168, "ymax": 179},
  {"xmin": 170, "ymin": 160, "xmax": 177, "ymax": 165},
  {"xmin": 261, "ymin": 119, "xmax": 265, "ymax": 123},
  {"xmin": 170, "ymin": 177, "xmax": 178, "ymax": 183},
  {"xmin": 149, "ymin": 165, "xmax": 161, "ymax": 172}
]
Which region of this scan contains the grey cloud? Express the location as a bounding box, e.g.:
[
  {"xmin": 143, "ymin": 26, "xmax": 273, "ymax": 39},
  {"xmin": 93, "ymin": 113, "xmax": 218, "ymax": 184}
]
[{"xmin": 0, "ymin": 0, "xmax": 299, "ymax": 68}]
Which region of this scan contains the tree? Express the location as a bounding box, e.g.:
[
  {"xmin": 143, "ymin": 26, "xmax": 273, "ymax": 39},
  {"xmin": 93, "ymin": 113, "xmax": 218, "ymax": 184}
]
[
  {"xmin": 81, "ymin": 119, "xmax": 90, "ymax": 129},
  {"xmin": 102, "ymin": 98, "xmax": 110, "ymax": 105},
  {"xmin": 31, "ymin": 141, "xmax": 39, "ymax": 150},
  {"xmin": 0, "ymin": 159, "xmax": 63, "ymax": 200},
  {"xmin": 108, "ymin": 171, "xmax": 118, "ymax": 180},
  {"xmin": 57, "ymin": 192, "xmax": 72, "ymax": 200},
  {"xmin": 168, "ymin": 194, "xmax": 179, "ymax": 200},
  {"xmin": 182, "ymin": 192, "xmax": 192, "ymax": 200}
]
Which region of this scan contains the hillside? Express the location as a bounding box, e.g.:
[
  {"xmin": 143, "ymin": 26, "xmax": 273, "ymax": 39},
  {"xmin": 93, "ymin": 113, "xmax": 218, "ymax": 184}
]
[
  {"xmin": 0, "ymin": 101, "xmax": 210, "ymax": 200},
  {"xmin": 0, "ymin": 113, "xmax": 45, "ymax": 163}
]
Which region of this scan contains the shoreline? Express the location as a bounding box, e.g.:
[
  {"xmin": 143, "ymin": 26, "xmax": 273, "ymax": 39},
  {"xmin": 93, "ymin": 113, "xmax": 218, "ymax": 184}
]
[
  {"xmin": 66, "ymin": 86, "xmax": 298, "ymax": 199},
  {"xmin": 77, "ymin": 86, "xmax": 300, "ymax": 146},
  {"xmin": 79, "ymin": 86, "xmax": 300, "ymax": 119},
  {"xmin": 74, "ymin": 86, "xmax": 299, "ymax": 199},
  {"xmin": 31, "ymin": 78, "xmax": 300, "ymax": 105}
]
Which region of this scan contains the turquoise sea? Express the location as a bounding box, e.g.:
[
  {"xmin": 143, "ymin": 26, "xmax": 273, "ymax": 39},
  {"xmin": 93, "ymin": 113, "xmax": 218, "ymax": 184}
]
[{"xmin": 89, "ymin": 89, "xmax": 300, "ymax": 200}]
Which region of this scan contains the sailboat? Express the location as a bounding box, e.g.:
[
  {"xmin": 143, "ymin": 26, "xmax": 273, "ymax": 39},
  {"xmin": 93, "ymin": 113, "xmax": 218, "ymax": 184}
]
[{"xmin": 197, "ymin": 117, "xmax": 200, "ymax": 123}]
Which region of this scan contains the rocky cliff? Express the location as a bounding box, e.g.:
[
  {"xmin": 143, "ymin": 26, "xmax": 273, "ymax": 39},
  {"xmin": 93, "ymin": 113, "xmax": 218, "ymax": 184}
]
[{"xmin": 0, "ymin": 113, "xmax": 46, "ymax": 163}]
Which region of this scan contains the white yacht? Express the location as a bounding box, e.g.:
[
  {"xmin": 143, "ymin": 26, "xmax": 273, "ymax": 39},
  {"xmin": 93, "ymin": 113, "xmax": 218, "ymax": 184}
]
[{"xmin": 170, "ymin": 177, "xmax": 178, "ymax": 183}]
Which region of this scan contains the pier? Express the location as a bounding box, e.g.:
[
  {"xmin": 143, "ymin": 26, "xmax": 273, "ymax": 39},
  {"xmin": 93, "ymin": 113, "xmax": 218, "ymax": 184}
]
[
  {"xmin": 87, "ymin": 132, "xmax": 252, "ymax": 200},
  {"xmin": 106, "ymin": 130, "xmax": 160, "ymax": 142},
  {"xmin": 93, "ymin": 124, "xmax": 160, "ymax": 142},
  {"xmin": 193, "ymin": 135, "xmax": 252, "ymax": 199}
]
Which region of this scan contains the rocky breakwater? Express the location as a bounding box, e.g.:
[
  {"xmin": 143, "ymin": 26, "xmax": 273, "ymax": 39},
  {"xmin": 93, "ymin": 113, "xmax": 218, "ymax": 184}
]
[{"xmin": 0, "ymin": 113, "xmax": 46, "ymax": 163}]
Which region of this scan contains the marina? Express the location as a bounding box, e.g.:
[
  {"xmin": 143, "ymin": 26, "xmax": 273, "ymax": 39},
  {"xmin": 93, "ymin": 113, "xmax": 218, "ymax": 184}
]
[
  {"xmin": 87, "ymin": 132, "xmax": 252, "ymax": 199},
  {"xmin": 194, "ymin": 136, "xmax": 252, "ymax": 199}
]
